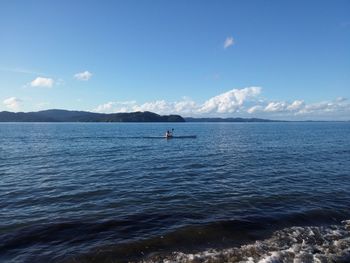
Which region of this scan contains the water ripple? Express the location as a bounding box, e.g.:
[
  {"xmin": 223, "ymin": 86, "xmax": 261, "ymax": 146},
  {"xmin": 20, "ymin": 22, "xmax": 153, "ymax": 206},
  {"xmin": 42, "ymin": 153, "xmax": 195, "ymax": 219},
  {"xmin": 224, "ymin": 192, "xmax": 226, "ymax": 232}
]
[{"xmin": 1, "ymin": 122, "xmax": 350, "ymax": 262}]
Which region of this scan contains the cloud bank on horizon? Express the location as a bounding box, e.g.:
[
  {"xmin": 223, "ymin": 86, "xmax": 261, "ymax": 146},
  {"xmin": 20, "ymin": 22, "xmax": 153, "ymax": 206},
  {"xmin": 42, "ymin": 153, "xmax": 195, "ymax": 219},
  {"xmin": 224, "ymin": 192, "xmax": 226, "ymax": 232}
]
[
  {"xmin": 3, "ymin": 86, "xmax": 349, "ymax": 120},
  {"xmin": 91, "ymin": 87, "xmax": 350, "ymax": 120},
  {"xmin": 1, "ymin": 66, "xmax": 349, "ymax": 120}
]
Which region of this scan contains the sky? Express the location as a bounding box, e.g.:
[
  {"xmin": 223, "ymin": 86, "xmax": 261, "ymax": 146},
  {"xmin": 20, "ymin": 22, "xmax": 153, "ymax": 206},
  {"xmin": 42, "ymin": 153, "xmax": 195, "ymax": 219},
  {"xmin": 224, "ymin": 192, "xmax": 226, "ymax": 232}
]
[{"xmin": 0, "ymin": 0, "xmax": 349, "ymax": 120}]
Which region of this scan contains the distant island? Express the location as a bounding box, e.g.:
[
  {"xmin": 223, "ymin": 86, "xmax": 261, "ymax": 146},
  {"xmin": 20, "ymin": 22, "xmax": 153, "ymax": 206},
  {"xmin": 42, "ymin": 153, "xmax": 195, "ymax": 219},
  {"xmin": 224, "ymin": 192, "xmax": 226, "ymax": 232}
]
[
  {"xmin": 0, "ymin": 109, "xmax": 185, "ymax": 122},
  {"xmin": 185, "ymin": 117, "xmax": 282, "ymax": 122},
  {"xmin": 0, "ymin": 109, "xmax": 283, "ymax": 122}
]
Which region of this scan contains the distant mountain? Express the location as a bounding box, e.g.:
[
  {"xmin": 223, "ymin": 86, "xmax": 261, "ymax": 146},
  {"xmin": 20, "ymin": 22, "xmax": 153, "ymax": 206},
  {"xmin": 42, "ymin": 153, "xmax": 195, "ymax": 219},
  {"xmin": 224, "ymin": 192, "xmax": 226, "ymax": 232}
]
[
  {"xmin": 185, "ymin": 117, "xmax": 284, "ymax": 122},
  {"xmin": 0, "ymin": 109, "xmax": 185, "ymax": 122},
  {"xmin": 0, "ymin": 109, "xmax": 286, "ymax": 122}
]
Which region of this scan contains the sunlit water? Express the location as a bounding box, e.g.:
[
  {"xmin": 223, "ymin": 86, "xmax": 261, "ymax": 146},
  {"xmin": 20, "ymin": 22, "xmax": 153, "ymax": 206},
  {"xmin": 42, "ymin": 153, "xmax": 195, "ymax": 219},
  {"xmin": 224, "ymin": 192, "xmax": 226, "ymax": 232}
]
[{"xmin": 1, "ymin": 122, "xmax": 350, "ymax": 262}]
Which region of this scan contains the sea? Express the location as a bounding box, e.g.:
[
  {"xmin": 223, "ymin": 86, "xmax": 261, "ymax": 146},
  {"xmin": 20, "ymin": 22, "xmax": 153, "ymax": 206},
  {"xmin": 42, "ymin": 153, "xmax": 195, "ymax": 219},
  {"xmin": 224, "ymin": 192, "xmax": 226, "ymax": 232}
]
[{"xmin": 1, "ymin": 122, "xmax": 350, "ymax": 263}]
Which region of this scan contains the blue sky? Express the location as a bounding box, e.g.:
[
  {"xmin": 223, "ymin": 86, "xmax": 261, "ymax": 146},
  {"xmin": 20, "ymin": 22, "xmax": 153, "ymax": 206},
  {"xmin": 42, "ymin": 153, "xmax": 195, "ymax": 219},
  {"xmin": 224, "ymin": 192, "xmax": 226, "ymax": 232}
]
[{"xmin": 0, "ymin": 0, "xmax": 349, "ymax": 120}]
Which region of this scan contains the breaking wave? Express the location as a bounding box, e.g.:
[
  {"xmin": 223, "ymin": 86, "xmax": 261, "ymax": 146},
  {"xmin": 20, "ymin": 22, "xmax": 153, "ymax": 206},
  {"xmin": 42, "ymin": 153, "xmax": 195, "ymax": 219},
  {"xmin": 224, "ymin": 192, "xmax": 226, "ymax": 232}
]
[{"xmin": 140, "ymin": 220, "xmax": 350, "ymax": 263}]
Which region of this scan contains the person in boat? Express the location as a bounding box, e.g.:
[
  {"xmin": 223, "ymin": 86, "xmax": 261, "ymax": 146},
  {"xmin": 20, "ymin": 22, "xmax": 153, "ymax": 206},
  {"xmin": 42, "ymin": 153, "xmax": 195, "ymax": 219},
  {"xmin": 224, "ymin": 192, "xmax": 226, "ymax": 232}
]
[{"xmin": 165, "ymin": 130, "xmax": 173, "ymax": 138}]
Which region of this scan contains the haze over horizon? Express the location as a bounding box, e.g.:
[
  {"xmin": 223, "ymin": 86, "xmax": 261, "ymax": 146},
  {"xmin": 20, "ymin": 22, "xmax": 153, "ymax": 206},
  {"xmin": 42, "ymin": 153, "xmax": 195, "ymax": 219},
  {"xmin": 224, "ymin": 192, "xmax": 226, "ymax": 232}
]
[{"xmin": 1, "ymin": 0, "xmax": 349, "ymax": 120}]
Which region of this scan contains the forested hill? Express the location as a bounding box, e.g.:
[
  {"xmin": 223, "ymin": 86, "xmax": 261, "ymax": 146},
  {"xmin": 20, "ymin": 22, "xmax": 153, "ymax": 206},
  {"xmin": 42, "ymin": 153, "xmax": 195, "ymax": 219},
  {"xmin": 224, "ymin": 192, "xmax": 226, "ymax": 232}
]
[{"xmin": 0, "ymin": 109, "xmax": 185, "ymax": 122}]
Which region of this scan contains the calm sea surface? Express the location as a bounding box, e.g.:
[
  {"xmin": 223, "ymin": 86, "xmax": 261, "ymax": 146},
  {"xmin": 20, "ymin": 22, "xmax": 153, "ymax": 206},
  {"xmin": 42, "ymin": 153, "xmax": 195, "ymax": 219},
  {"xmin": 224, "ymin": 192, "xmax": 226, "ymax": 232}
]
[{"xmin": 1, "ymin": 122, "xmax": 350, "ymax": 262}]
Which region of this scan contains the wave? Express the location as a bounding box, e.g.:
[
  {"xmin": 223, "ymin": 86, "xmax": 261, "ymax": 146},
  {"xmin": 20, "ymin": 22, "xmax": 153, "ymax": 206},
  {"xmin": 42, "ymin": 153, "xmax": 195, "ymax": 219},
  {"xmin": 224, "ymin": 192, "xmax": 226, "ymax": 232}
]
[
  {"xmin": 68, "ymin": 211, "xmax": 350, "ymax": 262},
  {"xmin": 140, "ymin": 220, "xmax": 350, "ymax": 263},
  {"xmin": 2, "ymin": 211, "xmax": 350, "ymax": 262}
]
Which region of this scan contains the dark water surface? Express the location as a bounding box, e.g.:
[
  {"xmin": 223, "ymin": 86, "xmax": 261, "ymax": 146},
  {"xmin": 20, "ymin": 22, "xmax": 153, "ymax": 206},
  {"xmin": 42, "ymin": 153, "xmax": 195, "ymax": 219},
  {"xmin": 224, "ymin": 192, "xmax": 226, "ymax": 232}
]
[{"xmin": 1, "ymin": 122, "xmax": 350, "ymax": 262}]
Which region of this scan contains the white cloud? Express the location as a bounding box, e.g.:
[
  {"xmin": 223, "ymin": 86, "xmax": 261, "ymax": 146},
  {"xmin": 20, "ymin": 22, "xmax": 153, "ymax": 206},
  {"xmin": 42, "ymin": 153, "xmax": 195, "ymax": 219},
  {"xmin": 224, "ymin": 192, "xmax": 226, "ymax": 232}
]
[
  {"xmin": 264, "ymin": 102, "xmax": 287, "ymax": 112},
  {"xmin": 287, "ymin": 100, "xmax": 305, "ymax": 111},
  {"xmin": 253, "ymin": 97, "xmax": 350, "ymax": 119},
  {"xmin": 30, "ymin": 77, "xmax": 54, "ymax": 88},
  {"xmin": 93, "ymin": 87, "xmax": 261, "ymax": 115},
  {"xmin": 3, "ymin": 97, "xmax": 22, "ymax": 111},
  {"xmin": 94, "ymin": 102, "xmax": 114, "ymax": 113},
  {"xmin": 93, "ymin": 101, "xmax": 137, "ymax": 113},
  {"xmin": 92, "ymin": 87, "xmax": 350, "ymax": 120},
  {"xmin": 132, "ymin": 100, "xmax": 171, "ymax": 113},
  {"xmin": 299, "ymin": 101, "xmax": 336, "ymax": 114},
  {"xmin": 130, "ymin": 98, "xmax": 198, "ymax": 115},
  {"xmin": 173, "ymin": 97, "xmax": 197, "ymax": 114},
  {"xmin": 198, "ymin": 87, "xmax": 261, "ymax": 113},
  {"xmin": 247, "ymin": 105, "xmax": 263, "ymax": 114},
  {"xmin": 263, "ymin": 100, "xmax": 305, "ymax": 113},
  {"xmin": 74, "ymin": 71, "xmax": 92, "ymax": 81},
  {"xmin": 224, "ymin": 36, "xmax": 235, "ymax": 49}
]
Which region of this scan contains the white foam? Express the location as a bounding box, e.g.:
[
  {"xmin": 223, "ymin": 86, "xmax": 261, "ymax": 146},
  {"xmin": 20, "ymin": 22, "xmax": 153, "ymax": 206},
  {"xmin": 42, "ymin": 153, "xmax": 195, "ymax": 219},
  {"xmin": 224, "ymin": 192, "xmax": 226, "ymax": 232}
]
[
  {"xmin": 258, "ymin": 251, "xmax": 282, "ymax": 263},
  {"xmin": 140, "ymin": 220, "xmax": 350, "ymax": 263}
]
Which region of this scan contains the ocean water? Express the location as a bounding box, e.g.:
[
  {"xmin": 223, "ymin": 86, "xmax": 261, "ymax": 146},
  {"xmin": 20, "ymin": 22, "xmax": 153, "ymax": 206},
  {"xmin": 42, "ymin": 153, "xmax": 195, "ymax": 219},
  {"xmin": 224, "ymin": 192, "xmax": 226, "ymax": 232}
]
[{"xmin": 1, "ymin": 122, "xmax": 350, "ymax": 262}]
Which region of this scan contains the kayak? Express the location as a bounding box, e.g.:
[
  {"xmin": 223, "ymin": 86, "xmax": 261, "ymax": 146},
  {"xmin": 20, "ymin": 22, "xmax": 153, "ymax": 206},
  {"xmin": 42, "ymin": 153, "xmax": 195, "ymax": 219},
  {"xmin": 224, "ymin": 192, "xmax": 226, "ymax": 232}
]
[
  {"xmin": 142, "ymin": 136, "xmax": 197, "ymax": 139},
  {"xmin": 165, "ymin": 135, "xmax": 197, "ymax": 139}
]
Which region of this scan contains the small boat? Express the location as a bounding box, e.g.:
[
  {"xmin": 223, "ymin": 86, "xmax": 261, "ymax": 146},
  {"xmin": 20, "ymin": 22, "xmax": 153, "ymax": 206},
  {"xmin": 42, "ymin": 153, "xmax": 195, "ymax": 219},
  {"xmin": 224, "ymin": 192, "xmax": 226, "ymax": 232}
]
[
  {"xmin": 163, "ymin": 129, "xmax": 196, "ymax": 139},
  {"xmin": 142, "ymin": 135, "xmax": 196, "ymax": 139},
  {"xmin": 164, "ymin": 135, "xmax": 196, "ymax": 139}
]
